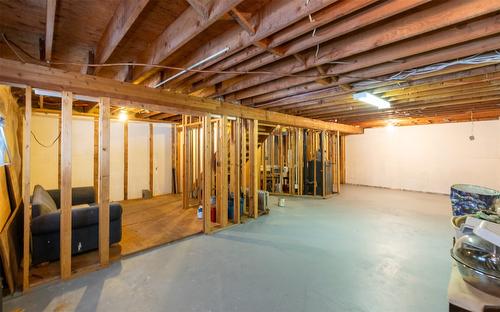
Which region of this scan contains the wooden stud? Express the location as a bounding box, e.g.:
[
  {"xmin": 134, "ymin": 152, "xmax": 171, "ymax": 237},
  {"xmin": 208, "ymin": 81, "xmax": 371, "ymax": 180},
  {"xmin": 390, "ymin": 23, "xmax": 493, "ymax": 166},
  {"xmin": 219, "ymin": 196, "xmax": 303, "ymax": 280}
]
[
  {"xmin": 321, "ymin": 131, "xmax": 327, "ymax": 197},
  {"xmin": 336, "ymin": 131, "xmax": 341, "ymax": 193},
  {"xmin": 22, "ymin": 86, "xmax": 32, "ymax": 292},
  {"xmin": 248, "ymin": 119, "xmax": 258, "ymax": 218},
  {"xmin": 149, "ymin": 123, "xmax": 154, "ymax": 192},
  {"xmin": 98, "ymin": 97, "xmax": 110, "ymax": 266},
  {"xmin": 60, "ymin": 91, "xmax": 72, "ymax": 279},
  {"xmin": 219, "ymin": 116, "xmax": 228, "ymax": 226},
  {"xmin": 182, "ymin": 115, "xmax": 189, "ymax": 209},
  {"xmin": 340, "ymin": 135, "xmax": 346, "ymax": 184},
  {"xmin": 123, "ymin": 121, "xmax": 128, "ymax": 200},
  {"xmin": 234, "ymin": 118, "xmax": 241, "ymax": 223},
  {"xmin": 240, "ymin": 120, "xmax": 247, "ymax": 214},
  {"xmin": 93, "ymin": 118, "xmax": 99, "ymax": 202},
  {"xmin": 202, "ymin": 115, "xmax": 212, "ymax": 233}
]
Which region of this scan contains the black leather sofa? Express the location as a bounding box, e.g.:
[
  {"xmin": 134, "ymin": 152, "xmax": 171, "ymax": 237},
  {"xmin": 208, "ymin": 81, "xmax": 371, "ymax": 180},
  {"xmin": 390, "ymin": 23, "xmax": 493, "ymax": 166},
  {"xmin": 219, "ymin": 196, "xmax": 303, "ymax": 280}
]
[{"xmin": 30, "ymin": 186, "xmax": 122, "ymax": 265}]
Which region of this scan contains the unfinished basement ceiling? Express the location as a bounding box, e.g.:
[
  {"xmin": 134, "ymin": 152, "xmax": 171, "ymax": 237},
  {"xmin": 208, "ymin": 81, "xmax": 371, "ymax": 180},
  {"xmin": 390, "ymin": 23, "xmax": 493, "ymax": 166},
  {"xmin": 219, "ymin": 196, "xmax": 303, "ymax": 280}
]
[{"xmin": 1, "ymin": 0, "xmax": 499, "ymax": 127}]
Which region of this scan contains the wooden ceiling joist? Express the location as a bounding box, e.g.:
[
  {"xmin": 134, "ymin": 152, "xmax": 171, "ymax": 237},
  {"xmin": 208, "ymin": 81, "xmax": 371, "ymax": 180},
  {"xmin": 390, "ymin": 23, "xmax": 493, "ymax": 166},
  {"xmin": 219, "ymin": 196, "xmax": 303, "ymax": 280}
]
[
  {"xmin": 94, "ymin": 0, "xmax": 151, "ymax": 70},
  {"xmin": 183, "ymin": 0, "xmax": 380, "ymax": 90},
  {"xmin": 191, "ymin": 0, "xmax": 430, "ymax": 94},
  {"xmin": 44, "ymin": 0, "xmax": 57, "ymax": 62},
  {"xmin": 0, "ymin": 58, "xmax": 361, "ymax": 134},
  {"xmin": 159, "ymin": 0, "xmax": 337, "ymax": 88},
  {"xmin": 234, "ymin": 13, "xmax": 500, "ymax": 103},
  {"xmin": 123, "ymin": 0, "xmax": 244, "ymax": 84},
  {"xmin": 215, "ymin": 0, "xmax": 500, "ymax": 99},
  {"xmin": 186, "ymin": 0, "xmax": 213, "ymax": 20}
]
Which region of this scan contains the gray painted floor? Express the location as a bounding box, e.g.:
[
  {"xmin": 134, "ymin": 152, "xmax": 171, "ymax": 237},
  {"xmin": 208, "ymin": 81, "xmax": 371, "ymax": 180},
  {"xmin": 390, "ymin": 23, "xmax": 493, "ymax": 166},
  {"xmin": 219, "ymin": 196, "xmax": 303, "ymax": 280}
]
[{"xmin": 5, "ymin": 185, "xmax": 453, "ymax": 312}]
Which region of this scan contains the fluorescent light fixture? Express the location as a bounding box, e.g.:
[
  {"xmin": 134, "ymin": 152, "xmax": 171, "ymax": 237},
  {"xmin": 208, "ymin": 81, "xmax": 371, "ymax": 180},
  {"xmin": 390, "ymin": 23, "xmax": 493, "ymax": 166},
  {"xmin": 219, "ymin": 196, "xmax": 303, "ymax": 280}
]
[
  {"xmin": 118, "ymin": 110, "xmax": 128, "ymax": 122},
  {"xmin": 0, "ymin": 116, "xmax": 12, "ymax": 166},
  {"xmin": 34, "ymin": 89, "xmax": 99, "ymax": 102},
  {"xmin": 154, "ymin": 47, "xmax": 230, "ymax": 88},
  {"xmin": 352, "ymin": 92, "xmax": 390, "ymax": 109}
]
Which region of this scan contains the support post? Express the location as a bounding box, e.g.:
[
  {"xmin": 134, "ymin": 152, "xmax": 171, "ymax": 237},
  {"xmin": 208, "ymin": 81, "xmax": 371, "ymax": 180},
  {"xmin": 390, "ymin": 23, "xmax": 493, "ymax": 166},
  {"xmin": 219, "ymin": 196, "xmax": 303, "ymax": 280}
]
[
  {"xmin": 336, "ymin": 131, "xmax": 341, "ymax": 193},
  {"xmin": 182, "ymin": 115, "xmax": 189, "ymax": 209},
  {"xmin": 60, "ymin": 91, "xmax": 72, "ymax": 279},
  {"xmin": 202, "ymin": 115, "xmax": 212, "ymax": 233},
  {"xmin": 248, "ymin": 119, "xmax": 258, "ymax": 218},
  {"xmin": 234, "ymin": 118, "xmax": 241, "ymax": 224},
  {"xmin": 22, "ymin": 86, "xmax": 31, "ymax": 291},
  {"xmin": 219, "ymin": 116, "xmax": 228, "ymax": 227},
  {"xmin": 240, "ymin": 121, "xmax": 247, "ymax": 215},
  {"xmin": 124, "ymin": 121, "xmax": 128, "ymax": 200},
  {"xmin": 98, "ymin": 97, "xmax": 110, "ymax": 266},
  {"xmin": 149, "ymin": 123, "xmax": 154, "ymax": 193}
]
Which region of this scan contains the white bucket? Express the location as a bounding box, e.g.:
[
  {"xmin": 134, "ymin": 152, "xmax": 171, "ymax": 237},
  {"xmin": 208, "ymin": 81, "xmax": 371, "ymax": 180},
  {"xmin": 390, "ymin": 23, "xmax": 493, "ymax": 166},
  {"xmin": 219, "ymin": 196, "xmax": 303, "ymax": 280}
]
[{"xmin": 278, "ymin": 198, "xmax": 285, "ymax": 207}]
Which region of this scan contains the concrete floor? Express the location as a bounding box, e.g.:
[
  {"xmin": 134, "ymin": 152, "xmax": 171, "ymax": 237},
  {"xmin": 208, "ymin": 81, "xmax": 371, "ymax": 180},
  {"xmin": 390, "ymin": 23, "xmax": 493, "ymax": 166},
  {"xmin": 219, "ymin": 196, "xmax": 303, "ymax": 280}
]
[{"xmin": 5, "ymin": 185, "xmax": 453, "ymax": 312}]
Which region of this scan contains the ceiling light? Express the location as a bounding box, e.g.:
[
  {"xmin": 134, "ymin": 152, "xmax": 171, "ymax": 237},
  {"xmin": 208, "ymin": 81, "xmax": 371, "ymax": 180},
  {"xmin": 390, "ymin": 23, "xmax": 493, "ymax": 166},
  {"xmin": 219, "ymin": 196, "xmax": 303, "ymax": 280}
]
[
  {"xmin": 352, "ymin": 92, "xmax": 390, "ymax": 109},
  {"xmin": 118, "ymin": 110, "xmax": 128, "ymax": 122}
]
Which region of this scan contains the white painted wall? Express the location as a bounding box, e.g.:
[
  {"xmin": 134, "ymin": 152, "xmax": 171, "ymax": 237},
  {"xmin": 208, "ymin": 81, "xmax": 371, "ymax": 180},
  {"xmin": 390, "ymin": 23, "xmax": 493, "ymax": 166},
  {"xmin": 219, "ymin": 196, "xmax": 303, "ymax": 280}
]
[
  {"xmin": 153, "ymin": 124, "xmax": 173, "ymax": 196},
  {"xmin": 110, "ymin": 121, "xmax": 125, "ymax": 201},
  {"xmin": 30, "ymin": 115, "xmax": 173, "ymax": 200},
  {"xmin": 127, "ymin": 122, "xmax": 150, "ymax": 199},
  {"xmin": 346, "ymin": 120, "xmax": 500, "ymax": 194},
  {"xmin": 30, "ymin": 114, "xmax": 59, "ymax": 191}
]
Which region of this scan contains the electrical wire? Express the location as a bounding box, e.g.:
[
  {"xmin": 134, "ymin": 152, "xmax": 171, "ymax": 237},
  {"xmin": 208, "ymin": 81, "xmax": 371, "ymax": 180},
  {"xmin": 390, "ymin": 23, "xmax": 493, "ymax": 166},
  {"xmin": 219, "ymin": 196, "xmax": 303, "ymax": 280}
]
[
  {"xmin": 31, "ymin": 130, "xmax": 61, "ymax": 148},
  {"xmin": 1, "ymin": 32, "xmax": 333, "ymax": 80}
]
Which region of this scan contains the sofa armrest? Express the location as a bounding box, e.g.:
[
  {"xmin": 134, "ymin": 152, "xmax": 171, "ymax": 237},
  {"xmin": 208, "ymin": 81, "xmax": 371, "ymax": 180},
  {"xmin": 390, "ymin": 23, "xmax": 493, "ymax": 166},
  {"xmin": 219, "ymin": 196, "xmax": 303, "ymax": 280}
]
[{"xmin": 31, "ymin": 211, "xmax": 61, "ymax": 235}]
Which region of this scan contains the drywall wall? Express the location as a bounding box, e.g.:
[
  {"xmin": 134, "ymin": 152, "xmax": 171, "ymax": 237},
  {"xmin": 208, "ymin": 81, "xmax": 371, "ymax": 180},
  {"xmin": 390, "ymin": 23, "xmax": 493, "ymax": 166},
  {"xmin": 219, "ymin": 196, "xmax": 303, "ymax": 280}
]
[
  {"xmin": 346, "ymin": 119, "xmax": 500, "ymax": 194},
  {"xmin": 127, "ymin": 122, "xmax": 150, "ymax": 200},
  {"xmin": 30, "ymin": 115, "xmax": 173, "ymax": 201},
  {"xmin": 153, "ymin": 124, "xmax": 173, "ymax": 196},
  {"xmin": 110, "ymin": 121, "xmax": 124, "ymax": 201},
  {"xmin": 30, "ymin": 114, "xmax": 59, "ymax": 191}
]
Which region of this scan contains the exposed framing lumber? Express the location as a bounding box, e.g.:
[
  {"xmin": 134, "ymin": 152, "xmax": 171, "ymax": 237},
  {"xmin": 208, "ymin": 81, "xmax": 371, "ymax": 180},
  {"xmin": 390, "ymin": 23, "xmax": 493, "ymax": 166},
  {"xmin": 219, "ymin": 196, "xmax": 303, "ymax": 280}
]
[
  {"xmin": 0, "ymin": 58, "xmax": 361, "ymax": 134},
  {"xmin": 248, "ymin": 119, "xmax": 258, "ymax": 218},
  {"xmin": 229, "ymin": 8, "xmax": 255, "ymax": 35},
  {"xmin": 95, "ymin": 0, "xmax": 150, "ymax": 69},
  {"xmin": 240, "ymin": 120, "xmax": 247, "ymax": 214},
  {"xmin": 60, "ymin": 91, "xmax": 72, "ymax": 279},
  {"xmin": 123, "ymin": 121, "xmax": 128, "ymax": 200},
  {"xmin": 149, "ymin": 123, "xmax": 154, "ymax": 192},
  {"xmin": 162, "ymin": 0, "xmax": 336, "ymax": 88},
  {"xmin": 98, "ymin": 97, "xmax": 110, "ymax": 266},
  {"xmin": 218, "ymin": 116, "xmax": 228, "ymax": 226},
  {"xmin": 45, "ymin": 0, "xmax": 57, "ymax": 62},
  {"xmin": 218, "ymin": 0, "xmax": 500, "ymax": 98},
  {"xmin": 186, "ymin": 0, "xmax": 212, "ymax": 19},
  {"xmin": 193, "ymin": 0, "xmax": 427, "ymax": 94},
  {"xmin": 127, "ymin": 0, "xmax": 243, "ymax": 83},
  {"xmin": 202, "ymin": 115, "xmax": 212, "ymax": 233},
  {"xmin": 182, "ymin": 115, "xmax": 189, "ymax": 209},
  {"xmin": 22, "ymin": 86, "xmax": 32, "ymax": 292}
]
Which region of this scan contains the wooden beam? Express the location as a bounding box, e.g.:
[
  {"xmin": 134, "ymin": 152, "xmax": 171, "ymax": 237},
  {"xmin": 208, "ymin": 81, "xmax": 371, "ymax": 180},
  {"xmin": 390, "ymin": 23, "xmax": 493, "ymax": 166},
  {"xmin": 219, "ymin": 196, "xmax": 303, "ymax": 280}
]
[
  {"xmin": 127, "ymin": 0, "xmax": 243, "ymax": 83},
  {"xmin": 217, "ymin": 0, "xmax": 500, "ymax": 97},
  {"xmin": 162, "ymin": 0, "xmax": 337, "ymax": 88},
  {"xmin": 248, "ymin": 119, "xmax": 258, "ymax": 218},
  {"xmin": 229, "ymin": 8, "xmax": 255, "ymax": 35},
  {"xmin": 45, "ymin": 0, "xmax": 57, "ymax": 62},
  {"xmin": 186, "ymin": 0, "xmax": 212, "ymax": 20},
  {"xmin": 149, "ymin": 123, "xmax": 153, "ymax": 192},
  {"xmin": 22, "ymin": 86, "xmax": 31, "ymax": 292},
  {"xmin": 219, "ymin": 116, "xmax": 228, "ymax": 226},
  {"xmin": 202, "ymin": 115, "xmax": 212, "ymax": 233},
  {"xmin": 234, "ymin": 118, "xmax": 241, "ymax": 223},
  {"xmin": 182, "ymin": 116, "xmax": 189, "ymax": 209},
  {"xmin": 0, "ymin": 58, "xmax": 362, "ymax": 134},
  {"xmin": 195, "ymin": 0, "xmax": 429, "ymax": 95},
  {"xmin": 60, "ymin": 91, "xmax": 72, "ymax": 279},
  {"xmin": 123, "ymin": 121, "xmax": 128, "ymax": 200},
  {"xmin": 98, "ymin": 97, "xmax": 110, "ymax": 266},
  {"xmin": 95, "ymin": 0, "xmax": 150, "ymax": 70}
]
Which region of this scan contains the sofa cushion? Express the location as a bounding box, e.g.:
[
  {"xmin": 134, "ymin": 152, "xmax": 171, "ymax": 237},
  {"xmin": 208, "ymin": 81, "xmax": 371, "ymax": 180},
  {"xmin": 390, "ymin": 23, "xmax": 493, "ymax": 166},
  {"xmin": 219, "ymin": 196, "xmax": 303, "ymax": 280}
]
[{"xmin": 32, "ymin": 185, "xmax": 57, "ymax": 216}]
